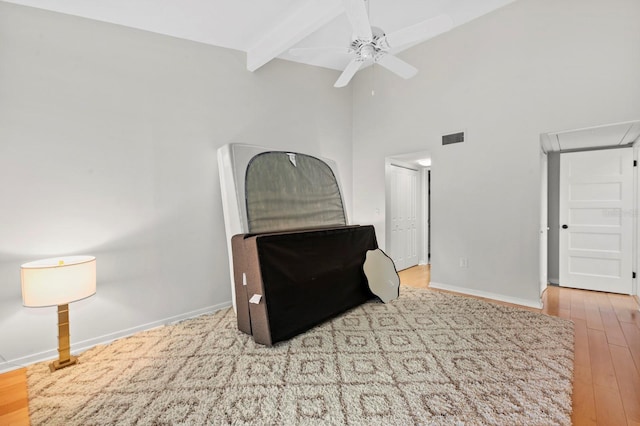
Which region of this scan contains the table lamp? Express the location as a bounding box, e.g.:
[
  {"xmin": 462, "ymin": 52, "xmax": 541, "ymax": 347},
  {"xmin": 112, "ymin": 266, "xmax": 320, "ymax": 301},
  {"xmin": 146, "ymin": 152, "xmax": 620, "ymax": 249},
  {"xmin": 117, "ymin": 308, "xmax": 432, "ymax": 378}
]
[{"xmin": 21, "ymin": 255, "xmax": 96, "ymax": 372}]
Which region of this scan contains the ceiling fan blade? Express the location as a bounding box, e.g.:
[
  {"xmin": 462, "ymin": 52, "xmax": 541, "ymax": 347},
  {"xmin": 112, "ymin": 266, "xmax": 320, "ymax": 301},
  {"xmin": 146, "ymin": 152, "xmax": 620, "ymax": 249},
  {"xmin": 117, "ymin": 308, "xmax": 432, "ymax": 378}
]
[
  {"xmin": 334, "ymin": 58, "xmax": 365, "ymax": 87},
  {"xmin": 289, "ymin": 46, "xmax": 354, "ymax": 57},
  {"xmin": 384, "ymin": 14, "xmax": 453, "ymax": 48},
  {"xmin": 375, "ymin": 53, "xmax": 418, "ymax": 79},
  {"xmin": 343, "ymin": 0, "xmax": 373, "ymax": 41}
]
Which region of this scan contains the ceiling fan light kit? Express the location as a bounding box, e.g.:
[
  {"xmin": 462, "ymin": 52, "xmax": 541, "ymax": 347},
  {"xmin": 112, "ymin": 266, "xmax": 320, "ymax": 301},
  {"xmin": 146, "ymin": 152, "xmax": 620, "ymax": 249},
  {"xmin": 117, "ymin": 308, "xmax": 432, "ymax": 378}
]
[{"xmin": 290, "ymin": 0, "xmax": 453, "ymax": 88}]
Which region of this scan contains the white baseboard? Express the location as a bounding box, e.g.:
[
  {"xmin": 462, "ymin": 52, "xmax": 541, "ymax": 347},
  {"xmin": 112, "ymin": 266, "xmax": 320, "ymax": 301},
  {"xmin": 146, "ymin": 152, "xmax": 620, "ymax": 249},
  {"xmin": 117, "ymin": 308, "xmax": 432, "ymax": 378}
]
[
  {"xmin": 429, "ymin": 282, "xmax": 543, "ymax": 309},
  {"xmin": 0, "ymin": 301, "xmax": 231, "ymax": 374},
  {"xmin": 548, "ymin": 277, "xmax": 560, "ymax": 285}
]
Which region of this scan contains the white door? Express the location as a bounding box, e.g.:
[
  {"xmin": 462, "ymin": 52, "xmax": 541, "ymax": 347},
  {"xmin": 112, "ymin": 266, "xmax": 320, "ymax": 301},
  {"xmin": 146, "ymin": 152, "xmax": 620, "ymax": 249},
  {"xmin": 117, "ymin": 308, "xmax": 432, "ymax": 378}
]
[
  {"xmin": 559, "ymin": 148, "xmax": 633, "ymax": 294},
  {"xmin": 389, "ymin": 165, "xmax": 419, "ymax": 271}
]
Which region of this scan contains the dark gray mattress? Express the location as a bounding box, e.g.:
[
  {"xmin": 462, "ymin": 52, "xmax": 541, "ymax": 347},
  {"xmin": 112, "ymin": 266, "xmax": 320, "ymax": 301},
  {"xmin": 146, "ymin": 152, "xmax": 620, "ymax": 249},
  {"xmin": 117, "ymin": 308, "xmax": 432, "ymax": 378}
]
[{"xmin": 232, "ymin": 225, "xmax": 378, "ymax": 345}]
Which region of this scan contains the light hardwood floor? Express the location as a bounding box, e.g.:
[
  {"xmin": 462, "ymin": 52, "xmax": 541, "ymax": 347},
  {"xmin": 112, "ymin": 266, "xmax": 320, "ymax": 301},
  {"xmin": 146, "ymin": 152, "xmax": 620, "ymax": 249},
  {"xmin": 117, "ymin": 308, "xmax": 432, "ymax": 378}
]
[
  {"xmin": 0, "ymin": 368, "xmax": 28, "ymax": 426},
  {"xmin": 399, "ymin": 265, "xmax": 640, "ymax": 426},
  {"xmin": 2, "ymin": 264, "xmax": 639, "ymax": 426}
]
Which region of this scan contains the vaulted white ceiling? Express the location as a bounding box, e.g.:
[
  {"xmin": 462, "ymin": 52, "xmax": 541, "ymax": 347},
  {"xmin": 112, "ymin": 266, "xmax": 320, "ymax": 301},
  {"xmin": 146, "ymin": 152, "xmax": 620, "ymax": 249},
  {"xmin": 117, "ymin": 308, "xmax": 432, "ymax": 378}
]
[{"xmin": 3, "ymin": 0, "xmax": 517, "ymax": 72}]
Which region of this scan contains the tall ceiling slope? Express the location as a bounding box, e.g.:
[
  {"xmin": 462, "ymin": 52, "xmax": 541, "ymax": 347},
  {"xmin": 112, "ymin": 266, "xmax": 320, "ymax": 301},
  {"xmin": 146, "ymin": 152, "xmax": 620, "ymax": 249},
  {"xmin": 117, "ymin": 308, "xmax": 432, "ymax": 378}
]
[{"xmin": 2, "ymin": 0, "xmax": 517, "ymax": 72}]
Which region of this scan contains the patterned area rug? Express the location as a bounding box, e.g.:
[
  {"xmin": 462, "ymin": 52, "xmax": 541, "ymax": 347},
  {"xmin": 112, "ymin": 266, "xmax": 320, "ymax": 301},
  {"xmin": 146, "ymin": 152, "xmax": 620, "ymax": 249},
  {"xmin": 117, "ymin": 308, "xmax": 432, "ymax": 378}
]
[{"xmin": 27, "ymin": 287, "xmax": 574, "ymax": 425}]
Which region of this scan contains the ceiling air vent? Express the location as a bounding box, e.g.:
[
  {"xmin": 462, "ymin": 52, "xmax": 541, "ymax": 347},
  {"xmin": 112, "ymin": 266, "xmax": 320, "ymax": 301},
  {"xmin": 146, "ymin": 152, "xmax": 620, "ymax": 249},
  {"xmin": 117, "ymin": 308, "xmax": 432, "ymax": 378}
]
[{"xmin": 442, "ymin": 131, "xmax": 465, "ymax": 145}]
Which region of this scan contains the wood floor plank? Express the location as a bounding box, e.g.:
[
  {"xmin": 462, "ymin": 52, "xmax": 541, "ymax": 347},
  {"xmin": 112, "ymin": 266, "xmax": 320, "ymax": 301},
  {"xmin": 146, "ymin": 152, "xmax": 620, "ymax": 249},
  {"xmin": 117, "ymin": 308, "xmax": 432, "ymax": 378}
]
[
  {"xmin": 584, "ymin": 292, "xmax": 606, "ymax": 331},
  {"xmin": 0, "ymin": 368, "xmax": 29, "ymax": 426},
  {"xmin": 621, "ymin": 322, "xmax": 640, "ymax": 375},
  {"xmin": 571, "ymin": 290, "xmax": 588, "ymax": 321},
  {"xmin": 594, "ymin": 291, "xmax": 615, "ymax": 313},
  {"xmin": 610, "ymin": 344, "xmax": 640, "ymax": 424},
  {"xmin": 586, "ymin": 306, "xmax": 606, "ymax": 331},
  {"xmin": 573, "ymin": 318, "xmax": 592, "ymax": 380},
  {"xmin": 0, "ymin": 410, "xmax": 30, "ymax": 426},
  {"xmin": 572, "ymin": 378, "xmax": 597, "ymax": 426},
  {"xmin": 398, "ymin": 264, "xmax": 430, "ymax": 289},
  {"xmin": 587, "ymin": 328, "xmax": 618, "ymax": 389},
  {"xmin": 609, "ymin": 293, "xmax": 639, "ymax": 325},
  {"xmin": 593, "ymin": 383, "xmax": 628, "ymax": 426},
  {"xmin": 543, "ymin": 287, "xmax": 559, "ymax": 316},
  {"xmin": 600, "ymin": 309, "xmax": 629, "ymax": 347},
  {"xmin": 557, "ymin": 287, "xmax": 573, "ymax": 311},
  {"xmin": 543, "ymin": 288, "xmax": 571, "ymax": 317}
]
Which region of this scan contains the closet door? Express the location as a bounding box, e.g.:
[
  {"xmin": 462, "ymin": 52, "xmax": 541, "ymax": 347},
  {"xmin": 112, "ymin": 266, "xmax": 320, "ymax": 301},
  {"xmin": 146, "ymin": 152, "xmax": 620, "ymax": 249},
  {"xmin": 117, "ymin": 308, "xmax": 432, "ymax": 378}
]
[{"xmin": 388, "ymin": 165, "xmax": 419, "ymax": 271}]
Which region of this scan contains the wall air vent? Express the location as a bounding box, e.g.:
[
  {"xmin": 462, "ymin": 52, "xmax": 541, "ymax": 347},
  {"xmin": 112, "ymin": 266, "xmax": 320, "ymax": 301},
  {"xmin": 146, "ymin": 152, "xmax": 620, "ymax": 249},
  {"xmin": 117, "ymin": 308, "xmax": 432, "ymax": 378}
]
[{"xmin": 442, "ymin": 131, "xmax": 465, "ymax": 145}]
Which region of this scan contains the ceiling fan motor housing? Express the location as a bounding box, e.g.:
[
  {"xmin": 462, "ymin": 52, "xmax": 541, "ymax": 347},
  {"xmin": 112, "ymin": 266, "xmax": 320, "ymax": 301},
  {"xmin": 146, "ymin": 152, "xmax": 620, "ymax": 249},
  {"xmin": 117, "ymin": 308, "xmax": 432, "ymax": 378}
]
[
  {"xmin": 351, "ymin": 26, "xmax": 388, "ymax": 61},
  {"xmin": 333, "ymin": 2, "xmax": 448, "ymax": 87}
]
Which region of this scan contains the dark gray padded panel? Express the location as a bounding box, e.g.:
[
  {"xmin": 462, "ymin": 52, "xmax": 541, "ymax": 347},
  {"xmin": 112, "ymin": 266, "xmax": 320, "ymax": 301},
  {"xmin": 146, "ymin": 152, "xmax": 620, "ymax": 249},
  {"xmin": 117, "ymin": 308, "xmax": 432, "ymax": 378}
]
[
  {"xmin": 232, "ymin": 226, "xmax": 378, "ymax": 345},
  {"xmin": 245, "ymin": 152, "xmax": 346, "ymax": 233}
]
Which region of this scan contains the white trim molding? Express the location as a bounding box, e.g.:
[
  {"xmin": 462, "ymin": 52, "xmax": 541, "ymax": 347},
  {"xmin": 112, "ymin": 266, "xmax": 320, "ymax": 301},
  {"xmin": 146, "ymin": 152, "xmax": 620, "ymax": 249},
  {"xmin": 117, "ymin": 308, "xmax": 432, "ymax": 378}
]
[
  {"xmin": 0, "ymin": 301, "xmax": 231, "ymax": 374},
  {"xmin": 429, "ymin": 282, "xmax": 543, "ymax": 309}
]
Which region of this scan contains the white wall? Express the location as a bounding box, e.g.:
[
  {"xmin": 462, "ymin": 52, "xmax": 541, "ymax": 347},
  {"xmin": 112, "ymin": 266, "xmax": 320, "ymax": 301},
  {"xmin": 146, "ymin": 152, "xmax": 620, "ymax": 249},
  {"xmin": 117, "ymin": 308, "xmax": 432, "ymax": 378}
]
[
  {"xmin": 0, "ymin": 3, "xmax": 353, "ymax": 370},
  {"xmin": 2, "ymin": 0, "xmax": 639, "ymax": 370},
  {"xmin": 351, "ymin": 0, "xmax": 640, "ymax": 306}
]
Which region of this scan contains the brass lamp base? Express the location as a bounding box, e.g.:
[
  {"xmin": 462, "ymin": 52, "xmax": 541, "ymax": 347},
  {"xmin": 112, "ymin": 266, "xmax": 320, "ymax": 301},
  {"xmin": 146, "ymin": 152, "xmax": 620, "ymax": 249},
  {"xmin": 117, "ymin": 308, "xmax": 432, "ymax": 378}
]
[
  {"xmin": 50, "ymin": 355, "xmax": 78, "ymax": 372},
  {"xmin": 50, "ymin": 303, "xmax": 79, "ymax": 372}
]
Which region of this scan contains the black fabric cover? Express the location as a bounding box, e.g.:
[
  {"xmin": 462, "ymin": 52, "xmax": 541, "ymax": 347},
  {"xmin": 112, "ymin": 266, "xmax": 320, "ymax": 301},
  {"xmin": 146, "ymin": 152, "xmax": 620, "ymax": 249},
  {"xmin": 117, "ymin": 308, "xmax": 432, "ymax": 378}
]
[{"xmin": 251, "ymin": 225, "xmax": 377, "ymax": 343}]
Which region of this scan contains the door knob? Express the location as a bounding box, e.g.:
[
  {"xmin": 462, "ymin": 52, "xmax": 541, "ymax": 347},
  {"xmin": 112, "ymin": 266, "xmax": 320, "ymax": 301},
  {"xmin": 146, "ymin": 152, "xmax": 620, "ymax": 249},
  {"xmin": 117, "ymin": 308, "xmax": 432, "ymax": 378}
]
[{"xmin": 562, "ymin": 224, "xmax": 568, "ymax": 229}]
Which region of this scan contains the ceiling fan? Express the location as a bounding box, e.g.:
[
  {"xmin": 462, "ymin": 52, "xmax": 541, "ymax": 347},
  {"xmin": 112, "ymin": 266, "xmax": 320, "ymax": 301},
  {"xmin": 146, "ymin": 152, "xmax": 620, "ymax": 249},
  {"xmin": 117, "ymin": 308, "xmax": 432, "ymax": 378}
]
[{"xmin": 290, "ymin": 0, "xmax": 454, "ymax": 88}]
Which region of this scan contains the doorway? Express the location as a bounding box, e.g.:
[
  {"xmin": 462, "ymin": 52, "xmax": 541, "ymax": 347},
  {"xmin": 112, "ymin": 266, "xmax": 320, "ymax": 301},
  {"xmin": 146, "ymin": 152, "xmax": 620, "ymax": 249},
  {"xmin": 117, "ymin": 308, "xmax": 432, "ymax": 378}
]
[
  {"xmin": 540, "ymin": 120, "xmax": 640, "ymax": 297},
  {"xmin": 385, "ymin": 151, "xmax": 431, "ymax": 271}
]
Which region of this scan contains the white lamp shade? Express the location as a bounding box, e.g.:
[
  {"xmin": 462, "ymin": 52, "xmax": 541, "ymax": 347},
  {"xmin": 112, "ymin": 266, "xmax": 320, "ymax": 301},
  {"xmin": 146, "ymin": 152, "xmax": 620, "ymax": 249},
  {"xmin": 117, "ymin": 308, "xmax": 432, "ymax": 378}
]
[{"xmin": 21, "ymin": 255, "xmax": 96, "ymax": 307}]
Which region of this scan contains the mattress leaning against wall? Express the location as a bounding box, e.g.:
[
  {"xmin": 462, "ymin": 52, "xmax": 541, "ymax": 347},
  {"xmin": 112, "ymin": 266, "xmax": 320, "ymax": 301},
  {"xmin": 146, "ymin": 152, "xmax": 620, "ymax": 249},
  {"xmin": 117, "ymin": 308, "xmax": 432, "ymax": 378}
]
[
  {"xmin": 218, "ymin": 144, "xmax": 384, "ymax": 345},
  {"xmin": 217, "ymin": 143, "xmax": 351, "ymax": 312},
  {"xmin": 232, "ymin": 225, "xmax": 378, "ymax": 345}
]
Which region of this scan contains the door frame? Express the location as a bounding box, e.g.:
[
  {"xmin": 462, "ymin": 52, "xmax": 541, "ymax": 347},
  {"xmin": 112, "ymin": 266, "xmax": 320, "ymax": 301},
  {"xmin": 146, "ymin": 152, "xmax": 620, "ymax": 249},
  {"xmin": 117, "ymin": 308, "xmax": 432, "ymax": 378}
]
[
  {"xmin": 384, "ymin": 157, "xmax": 428, "ymax": 268},
  {"xmin": 634, "ymin": 141, "xmax": 640, "ymax": 300},
  {"xmin": 539, "ymin": 149, "xmax": 548, "ymax": 296},
  {"xmin": 540, "ymin": 140, "xmax": 639, "ymax": 298}
]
